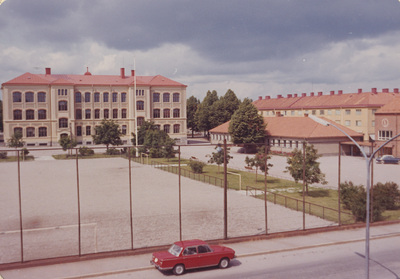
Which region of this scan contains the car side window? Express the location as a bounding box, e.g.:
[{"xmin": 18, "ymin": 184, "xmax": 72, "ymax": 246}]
[
  {"xmin": 198, "ymin": 245, "xmax": 211, "ymax": 253},
  {"xmin": 183, "ymin": 247, "xmax": 197, "ymax": 256}
]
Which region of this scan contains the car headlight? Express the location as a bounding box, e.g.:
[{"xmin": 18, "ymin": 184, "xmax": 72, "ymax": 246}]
[{"xmin": 154, "ymin": 258, "xmax": 158, "ymax": 263}]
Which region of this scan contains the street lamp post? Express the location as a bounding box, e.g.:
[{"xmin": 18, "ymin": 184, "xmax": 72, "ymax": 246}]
[{"xmin": 309, "ymin": 115, "xmax": 400, "ymax": 279}]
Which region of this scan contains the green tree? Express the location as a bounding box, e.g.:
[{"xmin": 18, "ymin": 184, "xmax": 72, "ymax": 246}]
[
  {"xmin": 207, "ymin": 145, "xmax": 232, "ymax": 172},
  {"xmin": 132, "ymin": 121, "xmax": 159, "ymax": 146},
  {"xmin": 7, "ymin": 131, "xmax": 25, "ymax": 148},
  {"xmin": 187, "ymin": 96, "xmax": 200, "ymax": 138},
  {"xmin": 285, "ymin": 144, "xmax": 327, "ymax": 194},
  {"xmin": 245, "ymin": 146, "xmax": 273, "ymax": 182},
  {"xmin": 228, "ymin": 98, "xmax": 266, "ymax": 149},
  {"xmin": 92, "ymin": 119, "xmax": 123, "ymax": 150},
  {"xmin": 209, "ymin": 89, "xmax": 241, "ymax": 128},
  {"xmin": 58, "ymin": 135, "xmax": 77, "ymax": 156},
  {"xmin": 195, "ymin": 90, "xmax": 219, "ymax": 137}
]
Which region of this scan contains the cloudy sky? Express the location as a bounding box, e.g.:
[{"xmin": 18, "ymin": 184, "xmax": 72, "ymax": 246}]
[{"xmin": 1, "ymin": 0, "xmax": 400, "ymax": 101}]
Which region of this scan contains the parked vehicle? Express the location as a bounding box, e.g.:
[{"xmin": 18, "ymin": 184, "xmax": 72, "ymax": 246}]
[
  {"xmin": 150, "ymin": 239, "xmax": 235, "ymax": 275},
  {"xmin": 376, "ymin": 155, "xmax": 400, "ymax": 164}
]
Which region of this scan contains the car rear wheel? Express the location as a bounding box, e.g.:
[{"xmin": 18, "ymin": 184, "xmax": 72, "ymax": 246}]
[
  {"xmin": 219, "ymin": 257, "xmax": 230, "ymax": 269},
  {"xmin": 173, "ymin": 264, "xmax": 185, "ymax": 275}
]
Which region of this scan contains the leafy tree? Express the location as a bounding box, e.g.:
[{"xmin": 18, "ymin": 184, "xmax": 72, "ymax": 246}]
[
  {"xmin": 208, "ymin": 145, "xmax": 232, "ymax": 172},
  {"xmin": 245, "ymin": 146, "xmax": 273, "ymax": 182},
  {"xmin": 92, "ymin": 119, "xmax": 123, "ymax": 150},
  {"xmin": 132, "ymin": 121, "xmax": 159, "ymax": 146},
  {"xmin": 195, "ymin": 90, "xmax": 219, "ymax": 137},
  {"xmin": 373, "ymin": 182, "xmax": 400, "ymax": 210},
  {"xmin": 228, "ymin": 98, "xmax": 266, "ymax": 149},
  {"xmin": 209, "ymin": 89, "xmax": 241, "ymax": 128},
  {"xmin": 137, "ymin": 122, "xmax": 176, "ymax": 159},
  {"xmin": 7, "ymin": 131, "xmax": 25, "ymax": 148},
  {"xmin": 285, "ymin": 144, "xmax": 327, "ymax": 194},
  {"xmin": 187, "ymin": 96, "xmax": 200, "ymax": 138},
  {"xmin": 58, "ymin": 135, "xmax": 77, "ymax": 156}
]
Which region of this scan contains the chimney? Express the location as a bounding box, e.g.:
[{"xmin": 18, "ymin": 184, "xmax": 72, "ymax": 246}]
[
  {"xmin": 372, "ymin": 88, "xmax": 377, "ymax": 94},
  {"xmin": 338, "ymin": 90, "xmax": 343, "ymax": 95},
  {"xmin": 45, "ymin": 67, "xmax": 51, "ymax": 75},
  {"xmin": 310, "ymin": 92, "xmax": 314, "ymax": 96},
  {"xmin": 294, "ymin": 94, "xmax": 298, "ymax": 97},
  {"xmin": 318, "ymin": 92, "xmax": 323, "ymax": 96},
  {"xmin": 330, "ymin": 91, "xmax": 335, "ymax": 95},
  {"xmin": 358, "ymin": 88, "xmax": 362, "ymax": 93},
  {"xmin": 258, "ymin": 96, "xmax": 262, "ymax": 101},
  {"xmin": 265, "ymin": 96, "xmax": 270, "ymax": 100},
  {"xmin": 394, "ymin": 88, "xmax": 399, "ymax": 93},
  {"xmin": 131, "ymin": 70, "xmax": 135, "ymax": 76},
  {"xmin": 302, "ymin": 93, "xmax": 307, "ymax": 97},
  {"xmin": 382, "ymin": 88, "xmax": 389, "ymax": 93},
  {"xmin": 120, "ymin": 68, "xmax": 125, "ymax": 79},
  {"xmin": 287, "ymin": 94, "xmax": 292, "ymax": 98},
  {"xmin": 276, "ymin": 111, "xmax": 282, "ymax": 117},
  {"xmin": 277, "ymin": 94, "xmax": 283, "ymax": 99},
  {"xmin": 304, "ymin": 113, "xmax": 309, "ymax": 117}
]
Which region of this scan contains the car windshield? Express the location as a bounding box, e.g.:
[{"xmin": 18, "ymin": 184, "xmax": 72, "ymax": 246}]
[{"xmin": 168, "ymin": 244, "xmax": 183, "ymax": 257}]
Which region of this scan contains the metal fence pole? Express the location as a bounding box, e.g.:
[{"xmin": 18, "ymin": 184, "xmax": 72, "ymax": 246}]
[
  {"xmin": 178, "ymin": 146, "xmax": 182, "ymax": 241},
  {"xmin": 264, "ymin": 144, "xmax": 268, "ymax": 235},
  {"xmin": 128, "ymin": 147, "xmax": 134, "ymax": 249},
  {"xmin": 302, "ymin": 141, "xmax": 306, "ymax": 230},
  {"xmin": 17, "ymin": 150, "xmax": 24, "ymax": 262},
  {"xmin": 75, "ymin": 149, "xmax": 81, "ymax": 256},
  {"xmin": 223, "ymin": 139, "xmax": 228, "ymax": 239}
]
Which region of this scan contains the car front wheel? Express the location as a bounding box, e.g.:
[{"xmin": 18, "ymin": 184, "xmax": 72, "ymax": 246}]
[
  {"xmin": 219, "ymin": 258, "xmax": 230, "ymax": 269},
  {"xmin": 173, "ymin": 264, "xmax": 185, "ymax": 275}
]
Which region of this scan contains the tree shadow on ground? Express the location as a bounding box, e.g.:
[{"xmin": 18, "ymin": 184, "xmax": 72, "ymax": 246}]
[{"xmin": 301, "ymin": 189, "xmax": 330, "ymax": 197}]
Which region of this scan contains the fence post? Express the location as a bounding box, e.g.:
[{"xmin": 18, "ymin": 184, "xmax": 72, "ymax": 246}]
[
  {"xmin": 128, "ymin": 147, "xmax": 134, "ymax": 249},
  {"xmin": 75, "ymin": 148, "xmax": 82, "ymax": 256},
  {"xmin": 178, "ymin": 146, "xmax": 182, "ymax": 241},
  {"xmin": 17, "ymin": 150, "xmax": 24, "ymax": 262}
]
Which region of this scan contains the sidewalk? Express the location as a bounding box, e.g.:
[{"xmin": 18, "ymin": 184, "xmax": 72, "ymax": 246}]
[{"xmin": 1, "ymin": 222, "xmax": 399, "ymax": 279}]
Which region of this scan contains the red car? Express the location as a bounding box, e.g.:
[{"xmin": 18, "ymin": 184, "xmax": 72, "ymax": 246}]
[{"xmin": 150, "ymin": 239, "xmax": 236, "ymax": 275}]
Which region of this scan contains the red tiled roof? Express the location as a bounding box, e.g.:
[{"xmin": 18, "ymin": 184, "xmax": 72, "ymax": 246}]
[
  {"xmin": 3, "ymin": 71, "xmax": 187, "ymax": 87},
  {"xmin": 375, "ymin": 97, "xmax": 400, "ymax": 114},
  {"xmin": 253, "ymin": 91, "xmax": 400, "ymax": 110},
  {"xmin": 210, "ymin": 116, "xmax": 363, "ymax": 140}
]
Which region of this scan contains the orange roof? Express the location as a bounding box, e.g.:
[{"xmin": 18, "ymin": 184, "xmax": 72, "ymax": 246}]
[
  {"xmin": 210, "ymin": 116, "xmax": 363, "ymax": 140},
  {"xmin": 254, "ymin": 91, "xmax": 400, "ymax": 110},
  {"xmin": 375, "ymin": 97, "xmax": 400, "ymax": 114},
  {"xmin": 3, "ymin": 71, "xmax": 187, "ymax": 87}
]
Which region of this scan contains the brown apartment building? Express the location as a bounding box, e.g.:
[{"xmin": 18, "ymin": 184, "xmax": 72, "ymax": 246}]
[{"xmin": 1, "ymin": 68, "xmax": 187, "ymax": 146}]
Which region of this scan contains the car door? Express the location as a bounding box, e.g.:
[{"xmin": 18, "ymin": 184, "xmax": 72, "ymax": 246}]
[
  {"xmin": 182, "ymin": 246, "xmax": 199, "ymax": 269},
  {"xmin": 197, "ymin": 245, "xmax": 218, "ymax": 267}
]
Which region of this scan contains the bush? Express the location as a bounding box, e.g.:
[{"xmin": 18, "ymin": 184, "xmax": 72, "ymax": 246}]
[
  {"xmin": 123, "ymin": 147, "xmax": 137, "ymax": 158},
  {"xmin": 188, "ymin": 160, "xmax": 206, "ymax": 173},
  {"xmin": 79, "ymin": 146, "xmax": 94, "ymax": 156},
  {"xmin": 0, "ymin": 151, "xmax": 7, "ymax": 159},
  {"xmin": 373, "ymin": 182, "xmax": 400, "ymax": 210},
  {"xmin": 21, "ymin": 148, "xmax": 29, "ymax": 156},
  {"xmin": 106, "ymin": 148, "xmax": 120, "ymax": 155}
]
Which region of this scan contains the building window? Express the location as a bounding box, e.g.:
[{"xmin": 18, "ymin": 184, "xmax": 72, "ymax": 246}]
[
  {"xmin": 372, "ymin": 120, "xmax": 375, "ymax": 127},
  {"xmin": 173, "ymin": 93, "xmax": 180, "ymax": 102},
  {"xmin": 378, "ymin": 130, "xmax": 393, "ymax": 140},
  {"xmin": 26, "ymin": 109, "xmax": 35, "ymax": 120},
  {"xmin": 76, "ymin": 109, "xmax": 82, "ymax": 120},
  {"xmin": 164, "ymin": 124, "xmax": 170, "ymax": 134},
  {"xmin": 345, "ymin": 120, "xmax": 351, "ymax": 126},
  {"xmin": 38, "ymin": 109, "xmax": 46, "ymax": 120},
  {"xmin": 320, "ymin": 110, "xmax": 324, "ymax": 115},
  {"xmin": 137, "ymin": 101, "xmax": 144, "ymax": 110},
  {"xmin": 137, "ymin": 117, "xmax": 144, "ymax": 127},
  {"xmin": 356, "ymin": 109, "xmax": 361, "ymax": 115},
  {"xmin": 94, "ymin": 92, "xmax": 100, "ymax": 102},
  {"xmin": 173, "ymin": 124, "xmax": 180, "ymax": 133},
  {"xmin": 104, "ymin": 109, "xmax": 109, "ymax": 119},
  {"xmin": 153, "ymin": 93, "xmax": 160, "ymax": 102},
  {"xmin": 58, "ymin": 89, "xmax": 68, "ymax": 96},
  {"xmin": 173, "ymin": 109, "xmax": 180, "ymax": 118},
  {"xmin": 121, "ymin": 92, "xmax": 126, "ymax": 102},
  {"xmin": 38, "ymin": 92, "xmax": 46, "ymax": 102},
  {"xmin": 356, "ymin": 120, "xmax": 362, "ymax": 127},
  {"xmin": 59, "ymin": 118, "xmax": 68, "ymax": 128},
  {"xmin": 291, "ymin": 111, "xmax": 295, "ymax": 116},
  {"xmin": 121, "ymin": 109, "xmax": 127, "ymax": 119},
  {"xmin": 136, "ymin": 89, "xmax": 144, "ymax": 96},
  {"xmin": 163, "ymin": 93, "xmax": 170, "ymax": 102},
  {"xmin": 345, "ymin": 109, "xmax": 351, "ymax": 115},
  {"xmin": 26, "ymin": 127, "xmax": 35, "ymax": 137},
  {"xmin": 121, "ymin": 125, "xmax": 127, "ymax": 135},
  {"xmin": 39, "ymin": 127, "xmax": 47, "ymax": 137},
  {"xmin": 113, "ymin": 109, "xmax": 118, "ymax": 119},
  {"xmin": 103, "ymin": 92, "xmax": 109, "ymax": 102},
  {"xmin": 112, "ymin": 92, "xmax": 118, "ymax": 102},
  {"xmin": 335, "ymin": 110, "xmax": 341, "ymax": 115},
  {"xmin": 85, "ymin": 92, "xmax": 91, "ymax": 102},
  {"xmin": 13, "ymin": 92, "xmax": 22, "ymax": 102},
  {"xmin": 59, "ymin": 101, "xmax": 68, "ymax": 111},
  {"xmin": 76, "ymin": 126, "xmax": 82, "ymax": 136},
  {"xmin": 155, "ymin": 125, "xmax": 160, "ymax": 130},
  {"xmin": 85, "ymin": 109, "xmax": 91, "ymax": 119},
  {"xmin": 153, "ymin": 109, "xmax": 160, "ymax": 118},
  {"xmin": 95, "ymin": 109, "xmax": 100, "ymax": 119},
  {"xmin": 13, "ymin": 110, "xmax": 22, "ymax": 120},
  {"xmin": 25, "ymin": 92, "xmax": 34, "ymax": 102},
  {"xmin": 312, "ymin": 110, "xmax": 316, "ymax": 115},
  {"xmin": 86, "ymin": 126, "xmax": 91, "ymax": 136},
  {"xmin": 14, "ymin": 127, "xmax": 23, "ymax": 136},
  {"xmin": 75, "ymin": 92, "xmax": 82, "ymax": 103},
  {"xmin": 163, "ymin": 109, "xmax": 170, "ymax": 118}
]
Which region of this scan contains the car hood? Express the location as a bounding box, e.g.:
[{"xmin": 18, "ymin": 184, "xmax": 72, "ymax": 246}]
[{"xmin": 152, "ymin": 251, "xmax": 176, "ymax": 260}]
